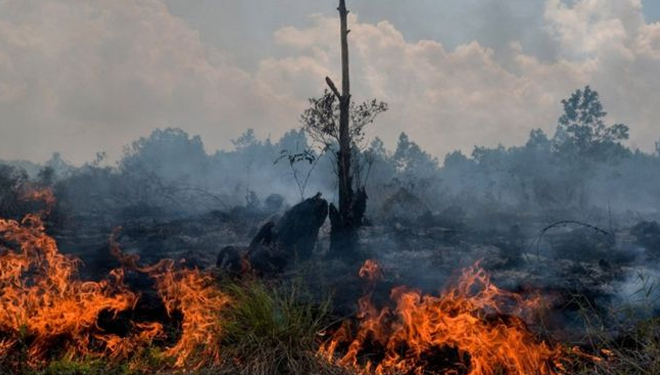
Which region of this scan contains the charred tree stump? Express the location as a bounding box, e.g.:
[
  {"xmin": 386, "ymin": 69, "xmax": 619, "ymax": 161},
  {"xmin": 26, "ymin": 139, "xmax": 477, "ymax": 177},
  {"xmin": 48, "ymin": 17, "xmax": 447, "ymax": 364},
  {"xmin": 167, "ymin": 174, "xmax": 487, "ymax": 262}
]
[
  {"xmin": 275, "ymin": 194, "xmax": 328, "ymax": 259},
  {"xmin": 217, "ymin": 194, "xmax": 328, "ymax": 275},
  {"xmin": 328, "ymin": 202, "xmax": 359, "ymax": 261}
]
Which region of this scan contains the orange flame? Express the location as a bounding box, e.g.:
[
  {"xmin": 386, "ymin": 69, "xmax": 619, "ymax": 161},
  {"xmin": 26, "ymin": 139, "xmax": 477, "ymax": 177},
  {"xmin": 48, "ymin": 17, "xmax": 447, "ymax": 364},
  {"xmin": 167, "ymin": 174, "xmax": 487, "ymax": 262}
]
[
  {"xmin": 320, "ymin": 260, "xmax": 565, "ymax": 375},
  {"xmin": 142, "ymin": 259, "xmax": 229, "ymax": 369},
  {"xmin": 359, "ymin": 259, "xmax": 384, "ymax": 284},
  {"xmin": 0, "ymin": 189, "xmax": 229, "ymax": 370},
  {"xmin": 109, "ymin": 232, "xmax": 230, "ymax": 369},
  {"xmin": 0, "ymin": 214, "xmax": 138, "ymax": 365},
  {"xmin": 19, "ymin": 187, "xmax": 56, "ymax": 208}
]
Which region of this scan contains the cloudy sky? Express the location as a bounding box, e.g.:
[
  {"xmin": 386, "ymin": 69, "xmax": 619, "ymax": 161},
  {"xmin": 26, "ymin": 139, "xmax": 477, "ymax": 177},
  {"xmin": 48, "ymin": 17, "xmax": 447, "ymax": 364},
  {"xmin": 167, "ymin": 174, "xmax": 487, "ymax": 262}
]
[{"xmin": 0, "ymin": 0, "xmax": 659, "ymax": 164}]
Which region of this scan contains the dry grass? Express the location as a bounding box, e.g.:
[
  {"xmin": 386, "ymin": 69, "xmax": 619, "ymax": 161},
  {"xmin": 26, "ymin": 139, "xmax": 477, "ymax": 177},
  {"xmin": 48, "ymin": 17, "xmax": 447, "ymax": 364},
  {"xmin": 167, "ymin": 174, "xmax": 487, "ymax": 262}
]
[
  {"xmin": 570, "ymin": 317, "xmax": 660, "ymax": 375},
  {"xmin": 563, "ymin": 276, "xmax": 660, "ymax": 375}
]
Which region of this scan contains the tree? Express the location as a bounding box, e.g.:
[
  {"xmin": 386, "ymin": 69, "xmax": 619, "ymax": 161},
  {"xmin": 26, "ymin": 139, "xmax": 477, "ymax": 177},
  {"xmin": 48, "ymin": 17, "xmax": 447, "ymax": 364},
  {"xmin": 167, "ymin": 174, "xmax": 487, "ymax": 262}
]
[
  {"xmin": 552, "ymin": 86, "xmax": 629, "ymax": 160},
  {"xmin": 443, "ymin": 150, "xmax": 470, "ymax": 170},
  {"xmin": 275, "ymin": 148, "xmax": 319, "ymax": 202},
  {"xmin": 119, "ymin": 128, "xmax": 210, "ymax": 211},
  {"xmin": 274, "ymin": 130, "xmax": 320, "ymax": 201},
  {"xmin": 301, "ymin": 90, "xmax": 387, "ymax": 188},
  {"xmin": 231, "ymin": 129, "xmax": 263, "ymax": 204},
  {"xmin": 525, "ymin": 129, "xmax": 551, "ymax": 152},
  {"xmin": 392, "ymin": 132, "xmax": 438, "ymax": 190},
  {"xmin": 301, "ymin": 0, "xmax": 388, "ymax": 258},
  {"xmin": 121, "ymin": 128, "xmax": 207, "ymax": 182},
  {"xmin": 301, "ymin": 91, "xmax": 387, "ymax": 153},
  {"xmin": 231, "ymin": 128, "xmax": 259, "ymax": 151},
  {"xmin": 549, "ymin": 87, "xmax": 631, "ymax": 208}
]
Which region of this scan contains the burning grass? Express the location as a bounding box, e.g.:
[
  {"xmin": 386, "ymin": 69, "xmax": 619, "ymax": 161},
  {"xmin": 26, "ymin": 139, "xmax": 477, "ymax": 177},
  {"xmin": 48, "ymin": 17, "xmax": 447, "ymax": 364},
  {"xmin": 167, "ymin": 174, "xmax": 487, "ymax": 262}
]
[
  {"xmin": 0, "ymin": 189, "xmax": 229, "ymax": 373},
  {"xmin": 319, "ymin": 260, "xmax": 567, "ymax": 375},
  {"xmin": 1, "ymin": 189, "xmax": 658, "ymax": 375},
  {"xmin": 568, "ymin": 313, "xmax": 660, "ymax": 375},
  {"xmin": 594, "ymin": 317, "xmax": 660, "ymax": 375}
]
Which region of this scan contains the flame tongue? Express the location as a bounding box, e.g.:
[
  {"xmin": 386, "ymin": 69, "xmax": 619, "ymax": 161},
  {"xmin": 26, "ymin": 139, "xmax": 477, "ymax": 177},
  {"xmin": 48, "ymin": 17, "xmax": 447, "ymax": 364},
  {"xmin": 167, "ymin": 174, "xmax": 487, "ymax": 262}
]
[
  {"xmin": 1, "ymin": 190, "xmax": 568, "ymax": 373},
  {"xmin": 321, "ymin": 260, "xmax": 565, "ymax": 375},
  {"xmin": 109, "ymin": 233, "xmax": 231, "ymax": 369},
  {"xmin": 140, "ymin": 259, "xmax": 229, "ymax": 369},
  {"xmin": 0, "ymin": 212, "xmax": 138, "ymax": 365},
  {"xmin": 0, "ymin": 189, "xmax": 229, "ymax": 370}
]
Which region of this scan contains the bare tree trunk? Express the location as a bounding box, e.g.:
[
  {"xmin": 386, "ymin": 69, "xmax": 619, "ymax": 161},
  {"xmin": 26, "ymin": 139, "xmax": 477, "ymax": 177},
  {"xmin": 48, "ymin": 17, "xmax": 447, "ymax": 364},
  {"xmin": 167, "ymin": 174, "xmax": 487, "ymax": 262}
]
[
  {"xmin": 327, "ymin": 0, "xmax": 359, "ymax": 258},
  {"xmin": 338, "ymin": 0, "xmax": 352, "ymax": 229}
]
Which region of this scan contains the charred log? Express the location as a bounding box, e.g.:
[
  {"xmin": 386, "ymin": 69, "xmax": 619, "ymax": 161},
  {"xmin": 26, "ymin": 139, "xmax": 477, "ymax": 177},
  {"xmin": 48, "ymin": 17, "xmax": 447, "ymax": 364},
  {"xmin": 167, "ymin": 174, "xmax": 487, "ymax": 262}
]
[
  {"xmin": 250, "ymin": 221, "xmax": 275, "ymax": 247},
  {"xmin": 275, "ymin": 194, "xmax": 328, "ymax": 259},
  {"xmin": 217, "ymin": 245, "xmax": 248, "ymax": 276},
  {"xmin": 217, "ymin": 195, "xmax": 328, "ymax": 275}
]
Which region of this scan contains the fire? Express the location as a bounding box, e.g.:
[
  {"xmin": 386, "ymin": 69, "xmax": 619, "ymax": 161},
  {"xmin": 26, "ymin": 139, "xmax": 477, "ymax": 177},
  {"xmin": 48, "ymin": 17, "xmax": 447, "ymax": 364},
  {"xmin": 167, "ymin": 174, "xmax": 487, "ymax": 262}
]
[
  {"xmin": 109, "ymin": 231, "xmax": 230, "ymax": 369},
  {"xmin": 1, "ymin": 189, "xmax": 575, "ymax": 374},
  {"xmin": 0, "ymin": 212, "xmax": 138, "ymax": 365},
  {"xmin": 0, "ymin": 189, "xmax": 229, "ymax": 370},
  {"xmin": 359, "ymin": 259, "xmax": 383, "ymax": 283},
  {"xmin": 320, "ymin": 260, "xmax": 565, "ymax": 375}
]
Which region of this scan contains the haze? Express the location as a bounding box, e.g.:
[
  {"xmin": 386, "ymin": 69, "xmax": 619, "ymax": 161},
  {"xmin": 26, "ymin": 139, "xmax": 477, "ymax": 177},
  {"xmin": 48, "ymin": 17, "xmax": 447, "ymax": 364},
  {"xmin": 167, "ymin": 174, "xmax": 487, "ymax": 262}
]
[{"xmin": 0, "ymin": 0, "xmax": 659, "ymax": 164}]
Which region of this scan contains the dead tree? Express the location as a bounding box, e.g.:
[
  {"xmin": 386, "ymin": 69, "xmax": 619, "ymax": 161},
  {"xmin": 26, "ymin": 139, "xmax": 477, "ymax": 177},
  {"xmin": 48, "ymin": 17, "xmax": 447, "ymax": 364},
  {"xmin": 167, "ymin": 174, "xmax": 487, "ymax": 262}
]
[
  {"xmin": 301, "ymin": 0, "xmax": 387, "ymax": 259},
  {"xmin": 327, "ymin": 0, "xmax": 357, "ymax": 257}
]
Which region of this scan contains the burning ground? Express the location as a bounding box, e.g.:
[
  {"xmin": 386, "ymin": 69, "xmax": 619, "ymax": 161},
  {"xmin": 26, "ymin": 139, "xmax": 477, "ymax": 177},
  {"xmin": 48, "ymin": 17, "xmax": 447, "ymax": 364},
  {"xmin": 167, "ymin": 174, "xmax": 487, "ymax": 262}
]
[
  {"xmin": 0, "ymin": 189, "xmax": 229, "ymax": 372},
  {"xmin": 0, "ymin": 186, "xmax": 659, "ymax": 375},
  {"xmin": 2, "ymin": 94, "xmax": 660, "ymax": 374}
]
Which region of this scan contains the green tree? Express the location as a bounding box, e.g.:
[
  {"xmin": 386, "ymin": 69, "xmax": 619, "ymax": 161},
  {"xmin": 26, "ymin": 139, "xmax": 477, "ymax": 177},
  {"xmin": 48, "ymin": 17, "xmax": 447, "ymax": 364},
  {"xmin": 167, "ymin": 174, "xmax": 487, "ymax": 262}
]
[
  {"xmin": 552, "ymin": 86, "xmax": 629, "ymax": 160},
  {"xmin": 392, "ymin": 132, "xmax": 438, "ymax": 186},
  {"xmin": 525, "ymin": 129, "xmax": 551, "ymax": 152}
]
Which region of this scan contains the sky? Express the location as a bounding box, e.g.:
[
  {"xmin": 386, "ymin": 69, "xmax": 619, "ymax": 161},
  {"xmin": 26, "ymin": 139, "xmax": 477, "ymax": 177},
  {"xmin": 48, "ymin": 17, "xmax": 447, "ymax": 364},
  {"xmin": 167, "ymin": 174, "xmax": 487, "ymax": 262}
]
[{"xmin": 0, "ymin": 0, "xmax": 659, "ymax": 164}]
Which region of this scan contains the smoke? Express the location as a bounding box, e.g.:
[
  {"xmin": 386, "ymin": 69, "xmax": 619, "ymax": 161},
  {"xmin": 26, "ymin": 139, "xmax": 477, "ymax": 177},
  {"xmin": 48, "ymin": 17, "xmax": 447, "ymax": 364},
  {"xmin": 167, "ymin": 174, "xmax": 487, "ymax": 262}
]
[{"xmin": 2, "ymin": 90, "xmax": 660, "ymax": 336}]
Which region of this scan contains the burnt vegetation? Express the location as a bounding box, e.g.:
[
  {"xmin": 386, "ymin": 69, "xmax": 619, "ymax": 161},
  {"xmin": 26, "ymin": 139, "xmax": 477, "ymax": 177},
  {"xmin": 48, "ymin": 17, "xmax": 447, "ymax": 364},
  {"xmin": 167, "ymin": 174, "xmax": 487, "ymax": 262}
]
[
  {"xmin": 1, "ymin": 82, "xmax": 659, "ymax": 374},
  {"xmin": 2, "ymin": 2, "xmax": 660, "ymax": 375}
]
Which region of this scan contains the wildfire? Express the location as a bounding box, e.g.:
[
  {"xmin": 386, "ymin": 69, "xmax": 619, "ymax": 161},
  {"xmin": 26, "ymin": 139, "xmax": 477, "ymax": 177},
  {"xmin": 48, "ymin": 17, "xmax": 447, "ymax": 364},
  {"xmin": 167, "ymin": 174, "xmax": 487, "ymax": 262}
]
[
  {"xmin": 359, "ymin": 259, "xmax": 384, "ymax": 283},
  {"xmin": 1, "ymin": 189, "xmax": 576, "ymax": 374},
  {"xmin": 320, "ymin": 260, "xmax": 566, "ymax": 375},
  {"xmin": 0, "ymin": 189, "xmax": 229, "ymax": 370},
  {"xmin": 109, "ymin": 237, "xmax": 230, "ymax": 369}
]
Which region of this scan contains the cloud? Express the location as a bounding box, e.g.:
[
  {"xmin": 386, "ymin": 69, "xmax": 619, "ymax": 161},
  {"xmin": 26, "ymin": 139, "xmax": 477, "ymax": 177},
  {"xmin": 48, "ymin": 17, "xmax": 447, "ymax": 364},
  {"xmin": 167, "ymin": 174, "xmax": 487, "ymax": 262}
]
[
  {"xmin": 259, "ymin": 0, "xmax": 660, "ymax": 157},
  {"xmin": 256, "ymin": 14, "xmax": 557, "ymax": 156},
  {"xmin": 0, "ymin": 0, "xmax": 658, "ymax": 164},
  {"xmin": 0, "ymin": 0, "xmax": 300, "ymax": 162},
  {"xmin": 540, "ymin": 0, "xmax": 660, "ymax": 150}
]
